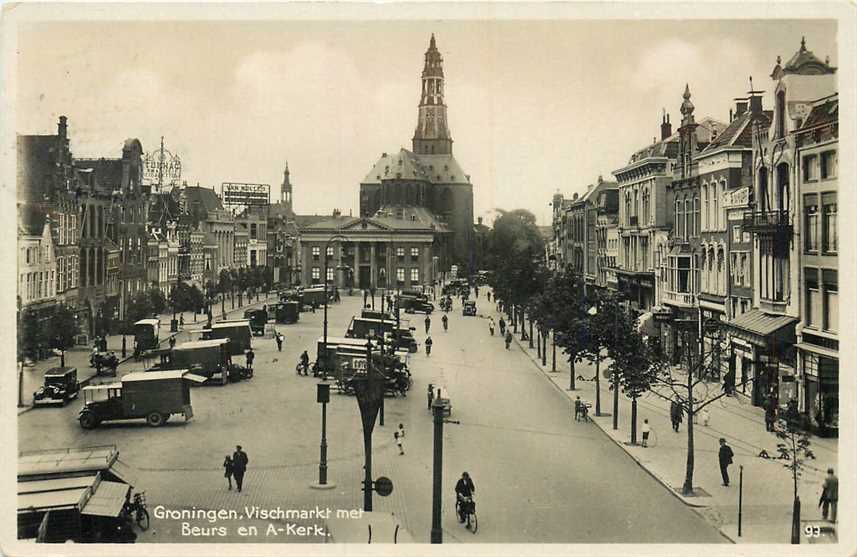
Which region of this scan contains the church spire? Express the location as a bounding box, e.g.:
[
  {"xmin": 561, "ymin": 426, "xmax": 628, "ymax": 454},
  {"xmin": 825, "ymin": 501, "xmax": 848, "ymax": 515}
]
[
  {"xmin": 413, "ymin": 34, "xmax": 453, "ymax": 155},
  {"xmin": 281, "ymin": 161, "xmax": 292, "ymax": 210}
]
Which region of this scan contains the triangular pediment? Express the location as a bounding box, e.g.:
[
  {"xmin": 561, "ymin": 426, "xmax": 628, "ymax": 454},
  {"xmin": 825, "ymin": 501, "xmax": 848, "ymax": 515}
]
[{"xmin": 339, "ymin": 217, "xmax": 393, "ymax": 232}]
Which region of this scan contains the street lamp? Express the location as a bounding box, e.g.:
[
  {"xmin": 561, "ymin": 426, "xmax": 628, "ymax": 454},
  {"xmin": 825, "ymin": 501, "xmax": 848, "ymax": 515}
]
[
  {"xmin": 587, "ymin": 304, "xmax": 602, "ymax": 416},
  {"xmin": 310, "ymin": 381, "xmax": 336, "ymax": 489},
  {"xmin": 430, "ymin": 398, "xmax": 445, "ymax": 543},
  {"xmin": 322, "ymin": 235, "xmax": 348, "ymax": 378}
]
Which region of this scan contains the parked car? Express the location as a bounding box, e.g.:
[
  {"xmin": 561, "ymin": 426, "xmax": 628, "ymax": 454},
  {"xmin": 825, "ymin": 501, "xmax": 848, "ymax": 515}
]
[
  {"xmin": 272, "ymin": 301, "xmax": 300, "ymax": 324},
  {"xmin": 243, "ymin": 308, "xmax": 268, "ymax": 336},
  {"xmin": 398, "ymin": 296, "xmax": 434, "ymax": 314},
  {"xmin": 462, "ymin": 301, "xmax": 477, "ymax": 316},
  {"xmin": 78, "ymin": 369, "xmax": 204, "ymax": 429},
  {"xmin": 147, "ymin": 339, "xmax": 232, "ymax": 385},
  {"xmin": 33, "ymin": 367, "xmax": 79, "ymax": 406}
]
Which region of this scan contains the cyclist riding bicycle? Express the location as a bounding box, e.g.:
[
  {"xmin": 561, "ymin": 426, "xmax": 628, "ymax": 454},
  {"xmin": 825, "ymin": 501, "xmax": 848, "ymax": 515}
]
[
  {"xmin": 455, "ymin": 472, "xmax": 476, "ymax": 523},
  {"xmin": 299, "ymin": 350, "xmax": 310, "ymax": 376}
]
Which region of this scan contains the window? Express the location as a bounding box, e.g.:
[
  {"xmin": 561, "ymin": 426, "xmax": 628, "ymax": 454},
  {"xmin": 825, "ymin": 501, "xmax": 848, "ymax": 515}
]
[
  {"xmin": 312, "ymin": 246, "xmax": 320, "ymax": 261},
  {"xmin": 326, "ymin": 267, "xmax": 334, "ymax": 282},
  {"xmin": 396, "ymin": 268, "xmax": 405, "ymax": 284},
  {"xmin": 410, "ymin": 247, "xmax": 419, "ymax": 261},
  {"xmin": 805, "ymin": 268, "xmax": 822, "ymax": 328},
  {"xmin": 823, "ymin": 270, "xmax": 838, "ymax": 332},
  {"xmin": 311, "ymin": 267, "xmax": 321, "ymax": 280},
  {"xmin": 804, "ymin": 194, "xmax": 819, "ymax": 253},
  {"xmin": 732, "ymin": 226, "xmax": 742, "ymax": 243},
  {"xmin": 822, "ymin": 193, "xmax": 837, "ymax": 254},
  {"xmin": 776, "ymin": 91, "xmax": 786, "ymax": 138},
  {"xmin": 397, "ymin": 247, "xmax": 405, "ymax": 261},
  {"xmin": 712, "ymin": 186, "xmax": 719, "ymax": 230},
  {"xmin": 803, "ymin": 154, "xmax": 818, "ymax": 182},
  {"xmin": 326, "ymin": 246, "xmax": 334, "ymax": 258},
  {"xmin": 410, "ymin": 268, "xmax": 419, "ymax": 284},
  {"xmin": 675, "ymin": 199, "xmax": 683, "ymax": 238},
  {"xmin": 703, "ymin": 185, "xmax": 709, "ymax": 231},
  {"xmin": 693, "ymin": 196, "xmax": 700, "ymax": 237},
  {"xmin": 820, "ymin": 150, "xmax": 837, "ymax": 180},
  {"xmin": 684, "ymin": 199, "xmax": 691, "ymax": 239}
]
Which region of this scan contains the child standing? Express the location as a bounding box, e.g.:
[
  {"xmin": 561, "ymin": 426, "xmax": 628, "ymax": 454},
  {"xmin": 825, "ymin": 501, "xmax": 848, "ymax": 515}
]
[
  {"xmin": 223, "ymin": 455, "xmax": 234, "ymax": 490},
  {"xmin": 641, "ymin": 419, "xmax": 651, "ymax": 447}
]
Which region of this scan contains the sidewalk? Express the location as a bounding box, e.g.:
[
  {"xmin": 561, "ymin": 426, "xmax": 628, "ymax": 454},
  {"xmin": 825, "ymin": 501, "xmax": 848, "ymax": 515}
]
[
  {"xmin": 17, "ymin": 293, "xmax": 279, "ymax": 415},
  {"xmin": 485, "ymin": 299, "xmax": 838, "ymax": 544}
]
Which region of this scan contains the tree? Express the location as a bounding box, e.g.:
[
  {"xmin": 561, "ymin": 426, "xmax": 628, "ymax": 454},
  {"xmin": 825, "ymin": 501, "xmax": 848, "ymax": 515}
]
[
  {"xmin": 486, "ymin": 209, "xmax": 545, "ymax": 336},
  {"xmin": 649, "ymin": 322, "xmax": 753, "ymax": 496},
  {"xmin": 45, "ymin": 304, "xmax": 81, "ymax": 365},
  {"xmin": 535, "ymin": 266, "xmax": 587, "ymax": 390},
  {"xmin": 219, "ymin": 269, "xmax": 234, "ymax": 308},
  {"xmin": 774, "ymin": 400, "xmax": 816, "ymax": 544},
  {"xmin": 580, "ymin": 289, "xmax": 616, "ymax": 418},
  {"xmin": 612, "ymin": 320, "xmax": 661, "ymax": 444},
  {"xmin": 125, "ymin": 292, "xmax": 154, "ymax": 329},
  {"xmin": 19, "ymin": 309, "xmax": 44, "ymax": 361},
  {"xmin": 147, "ymin": 286, "xmax": 167, "ymax": 316}
]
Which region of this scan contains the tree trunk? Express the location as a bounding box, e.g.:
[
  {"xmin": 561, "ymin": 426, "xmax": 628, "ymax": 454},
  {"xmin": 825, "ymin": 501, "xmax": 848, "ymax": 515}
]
[
  {"xmin": 513, "ymin": 306, "xmax": 518, "ymax": 333},
  {"xmin": 536, "ymin": 330, "xmax": 541, "ymax": 358},
  {"xmin": 682, "ymin": 367, "xmax": 695, "ymax": 496},
  {"xmin": 612, "ymin": 366, "xmax": 619, "ymax": 430},
  {"xmin": 542, "ymin": 331, "xmax": 547, "ymax": 366},
  {"xmin": 594, "ymin": 358, "xmax": 601, "ymax": 416},
  {"xmin": 569, "ymin": 354, "xmax": 576, "ymax": 390},
  {"xmin": 552, "ymin": 333, "xmax": 556, "ymax": 371},
  {"xmin": 528, "ymin": 319, "xmax": 534, "ymax": 348},
  {"xmin": 630, "ymin": 397, "xmax": 638, "ymax": 444}
]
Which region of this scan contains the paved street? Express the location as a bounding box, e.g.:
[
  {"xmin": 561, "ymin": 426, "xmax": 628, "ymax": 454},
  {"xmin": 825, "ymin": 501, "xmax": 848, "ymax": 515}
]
[{"xmin": 18, "ymin": 291, "xmax": 724, "ymax": 543}]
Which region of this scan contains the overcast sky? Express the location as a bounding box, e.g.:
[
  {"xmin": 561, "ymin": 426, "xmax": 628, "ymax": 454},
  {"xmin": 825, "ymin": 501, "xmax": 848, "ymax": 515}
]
[{"xmin": 16, "ymin": 18, "xmax": 837, "ymax": 225}]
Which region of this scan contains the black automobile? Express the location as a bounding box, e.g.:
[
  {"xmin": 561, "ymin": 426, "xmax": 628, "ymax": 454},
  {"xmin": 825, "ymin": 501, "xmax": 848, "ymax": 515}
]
[
  {"xmin": 462, "ymin": 301, "xmax": 477, "ymax": 316},
  {"xmin": 399, "ymin": 296, "xmax": 434, "ymax": 314},
  {"xmin": 33, "ymin": 367, "xmax": 80, "ymax": 406}
]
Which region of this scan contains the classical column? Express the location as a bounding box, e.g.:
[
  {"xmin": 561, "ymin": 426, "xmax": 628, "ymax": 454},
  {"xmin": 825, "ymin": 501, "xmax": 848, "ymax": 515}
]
[
  {"xmin": 370, "ymin": 242, "xmax": 377, "ymax": 290},
  {"xmin": 353, "ymin": 242, "xmax": 360, "ymax": 289}
]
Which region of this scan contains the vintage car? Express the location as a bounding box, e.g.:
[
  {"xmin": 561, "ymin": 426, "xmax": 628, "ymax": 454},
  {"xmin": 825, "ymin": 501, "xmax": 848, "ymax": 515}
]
[
  {"xmin": 33, "ymin": 367, "xmax": 80, "ymax": 406},
  {"xmin": 397, "ymin": 296, "xmax": 434, "ymax": 314},
  {"xmin": 462, "ymin": 301, "xmax": 477, "ymax": 316},
  {"xmin": 78, "ymin": 370, "xmax": 204, "ymax": 429},
  {"xmin": 147, "ymin": 339, "xmax": 235, "ymax": 385},
  {"xmin": 272, "ymin": 301, "xmax": 300, "ymax": 324},
  {"xmin": 90, "ymin": 351, "xmax": 119, "ymax": 376},
  {"xmin": 133, "ymin": 318, "xmax": 161, "ymax": 355}
]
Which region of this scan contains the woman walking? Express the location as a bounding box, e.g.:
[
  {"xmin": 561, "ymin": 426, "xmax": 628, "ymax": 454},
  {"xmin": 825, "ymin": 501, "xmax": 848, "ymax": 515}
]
[{"xmin": 223, "ymin": 455, "xmax": 234, "ymax": 490}]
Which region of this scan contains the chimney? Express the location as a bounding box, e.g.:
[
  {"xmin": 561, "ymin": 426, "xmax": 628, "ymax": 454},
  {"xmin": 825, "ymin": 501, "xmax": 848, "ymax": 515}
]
[
  {"xmin": 58, "ymin": 115, "xmax": 68, "ymax": 139},
  {"xmin": 748, "ymin": 92, "xmax": 763, "ymax": 114},
  {"xmin": 734, "ymin": 98, "xmax": 748, "ymax": 118},
  {"xmin": 660, "ymin": 110, "xmax": 672, "ymax": 140}
]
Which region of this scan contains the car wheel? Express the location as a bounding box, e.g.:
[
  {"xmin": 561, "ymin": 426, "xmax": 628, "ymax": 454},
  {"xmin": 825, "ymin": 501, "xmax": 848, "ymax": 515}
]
[
  {"xmin": 146, "ymin": 412, "xmax": 165, "ymax": 427},
  {"xmin": 79, "ymin": 412, "xmax": 99, "ymax": 429}
]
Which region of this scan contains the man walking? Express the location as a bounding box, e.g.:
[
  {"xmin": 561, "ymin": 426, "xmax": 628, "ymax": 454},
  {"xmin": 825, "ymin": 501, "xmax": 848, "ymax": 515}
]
[
  {"xmin": 275, "ymin": 332, "xmax": 284, "ymax": 352},
  {"xmin": 820, "ymin": 468, "xmax": 838, "ymax": 522},
  {"xmin": 574, "ymin": 396, "xmax": 582, "ymax": 422},
  {"xmin": 424, "ymin": 314, "xmax": 431, "ymax": 334},
  {"xmin": 764, "ymin": 399, "xmax": 777, "ymax": 432},
  {"xmin": 427, "ymin": 383, "xmax": 434, "ymax": 410},
  {"xmin": 505, "ymin": 330, "xmax": 513, "ymax": 350},
  {"xmin": 425, "ymin": 336, "xmax": 433, "ymax": 357},
  {"xmin": 488, "ymin": 317, "xmax": 495, "ymax": 336},
  {"xmin": 232, "ymin": 445, "xmax": 249, "ymax": 492},
  {"xmin": 718, "ymin": 438, "xmax": 734, "ymax": 487},
  {"xmin": 499, "ymin": 317, "xmax": 506, "ymax": 336},
  {"xmin": 670, "ymin": 400, "xmax": 683, "ymax": 432},
  {"xmin": 245, "ymin": 348, "xmax": 255, "ymax": 372},
  {"xmin": 442, "ymin": 314, "xmax": 449, "ymax": 332}
]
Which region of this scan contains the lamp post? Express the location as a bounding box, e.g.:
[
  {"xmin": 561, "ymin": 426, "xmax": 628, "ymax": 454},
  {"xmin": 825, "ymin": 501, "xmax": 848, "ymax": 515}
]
[
  {"xmin": 322, "ymin": 235, "xmax": 347, "ymax": 381},
  {"xmin": 430, "ymin": 398, "xmax": 445, "ymax": 543},
  {"xmin": 310, "ymin": 381, "xmax": 336, "ymax": 489},
  {"xmin": 587, "ymin": 304, "xmax": 602, "ymax": 417}
]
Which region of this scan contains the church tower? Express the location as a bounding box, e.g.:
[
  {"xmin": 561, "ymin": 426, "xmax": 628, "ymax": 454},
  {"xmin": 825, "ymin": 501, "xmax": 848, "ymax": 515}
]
[
  {"xmin": 412, "ymin": 34, "xmax": 453, "ymax": 155},
  {"xmin": 281, "ymin": 161, "xmax": 292, "ymax": 212}
]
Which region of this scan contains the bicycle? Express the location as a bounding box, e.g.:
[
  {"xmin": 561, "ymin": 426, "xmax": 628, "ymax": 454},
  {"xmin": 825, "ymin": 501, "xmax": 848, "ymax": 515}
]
[
  {"xmin": 122, "ymin": 491, "xmax": 150, "ymax": 531},
  {"xmin": 455, "ymin": 496, "xmax": 478, "ymax": 533},
  {"xmin": 576, "ymin": 401, "xmax": 593, "ymax": 423}
]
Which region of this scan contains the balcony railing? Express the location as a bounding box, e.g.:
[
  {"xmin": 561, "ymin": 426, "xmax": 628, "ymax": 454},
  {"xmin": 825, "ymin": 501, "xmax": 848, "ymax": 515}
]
[
  {"xmin": 663, "ymin": 290, "xmax": 695, "ymax": 306},
  {"xmin": 742, "ymin": 210, "xmax": 791, "ymax": 233}
]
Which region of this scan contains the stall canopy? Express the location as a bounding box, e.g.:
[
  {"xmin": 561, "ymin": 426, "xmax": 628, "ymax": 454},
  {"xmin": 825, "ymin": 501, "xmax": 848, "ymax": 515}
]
[
  {"xmin": 723, "ymin": 309, "xmax": 797, "ymax": 348},
  {"xmin": 81, "ymin": 481, "xmax": 130, "ymax": 518}
]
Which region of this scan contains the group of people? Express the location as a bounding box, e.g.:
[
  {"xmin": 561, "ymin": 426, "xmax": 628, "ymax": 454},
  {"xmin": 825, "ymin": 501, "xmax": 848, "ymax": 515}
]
[{"xmin": 222, "ymin": 445, "xmax": 250, "ymax": 492}]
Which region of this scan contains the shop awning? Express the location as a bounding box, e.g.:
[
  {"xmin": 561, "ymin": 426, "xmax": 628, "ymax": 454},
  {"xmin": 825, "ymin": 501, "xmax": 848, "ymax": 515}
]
[
  {"xmin": 81, "ymin": 481, "xmax": 130, "ymax": 518},
  {"xmin": 724, "ymin": 309, "xmax": 797, "ymax": 347}
]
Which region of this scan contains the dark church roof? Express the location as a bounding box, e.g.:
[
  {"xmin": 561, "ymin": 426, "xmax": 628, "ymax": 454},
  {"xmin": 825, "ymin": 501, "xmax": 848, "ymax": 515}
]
[
  {"xmin": 75, "ymin": 158, "xmax": 124, "ymax": 193},
  {"xmin": 362, "ymin": 148, "xmax": 469, "ymax": 185},
  {"xmin": 703, "ymin": 110, "xmax": 771, "ymax": 152},
  {"xmin": 183, "ymin": 186, "xmax": 224, "ymax": 213},
  {"xmin": 17, "ymin": 135, "xmax": 59, "ymax": 203}
]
